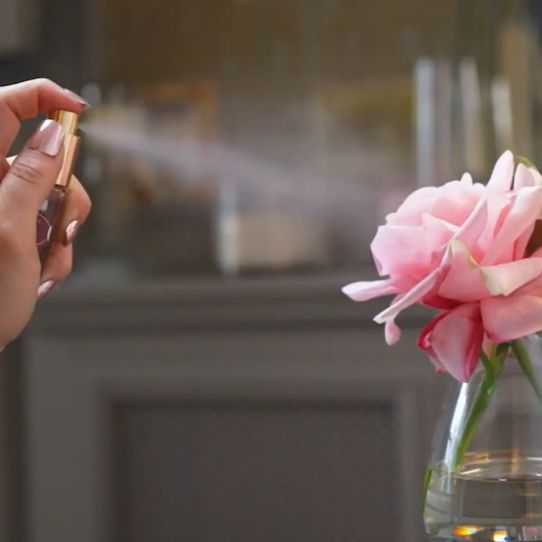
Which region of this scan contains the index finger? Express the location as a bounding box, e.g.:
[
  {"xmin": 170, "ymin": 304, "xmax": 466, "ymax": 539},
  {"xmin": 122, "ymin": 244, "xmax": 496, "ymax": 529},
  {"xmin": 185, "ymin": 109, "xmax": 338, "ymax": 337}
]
[{"xmin": 0, "ymin": 78, "xmax": 87, "ymax": 157}]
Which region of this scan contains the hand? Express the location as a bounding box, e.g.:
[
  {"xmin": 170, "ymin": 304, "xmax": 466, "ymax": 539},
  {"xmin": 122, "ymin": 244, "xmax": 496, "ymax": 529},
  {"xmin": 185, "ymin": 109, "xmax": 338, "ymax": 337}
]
[{"xmin": 0, "ymin": 79, "xmax": 91, "ymax": 346}]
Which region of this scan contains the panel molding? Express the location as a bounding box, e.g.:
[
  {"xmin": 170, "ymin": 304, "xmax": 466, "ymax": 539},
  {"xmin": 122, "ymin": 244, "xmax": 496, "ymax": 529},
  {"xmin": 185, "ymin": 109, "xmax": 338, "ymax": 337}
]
[
  {"xmin": 23, "ymin": 275, "xmax": 445, "ymax": 542},
  {"xmin": 28, "ymin": 273, "xmax": 432, "ymax": 334}
]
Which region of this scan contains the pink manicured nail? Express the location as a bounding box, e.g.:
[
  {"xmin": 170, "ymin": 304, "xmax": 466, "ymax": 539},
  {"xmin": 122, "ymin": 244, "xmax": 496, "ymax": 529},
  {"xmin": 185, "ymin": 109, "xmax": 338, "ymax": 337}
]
[
  {"xmin": 28, "ymin": 120, "xmax": 64, "ymax": 157},
  {"xmin": 63, "ymin": 88, "xmax": 90, "ymax": 109},
  {"xmin": 38, "ymin": 280, "xmax": 55, "ymax": 300},
  {"xmin": 65, "ymin": 220, "xmax": 79, "ymax": 244}
]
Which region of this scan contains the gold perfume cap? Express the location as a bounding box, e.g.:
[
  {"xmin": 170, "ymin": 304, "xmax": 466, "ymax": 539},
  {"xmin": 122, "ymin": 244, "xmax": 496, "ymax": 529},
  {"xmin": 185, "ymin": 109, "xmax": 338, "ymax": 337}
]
[
  {"xmin": 47, "ymin": 110, "xmax": 81, "ymax": 188},
  {"xmin": 48, "ymin": 110, "xmax": 79, "ymax": 135}
]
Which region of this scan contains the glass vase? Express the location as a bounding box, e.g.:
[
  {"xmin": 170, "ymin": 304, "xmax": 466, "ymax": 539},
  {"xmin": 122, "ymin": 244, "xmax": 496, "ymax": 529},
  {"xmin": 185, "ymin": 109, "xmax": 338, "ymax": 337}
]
[{"xmin": 424, "ymin": 334, "xmax": 542, "ymax": 542}]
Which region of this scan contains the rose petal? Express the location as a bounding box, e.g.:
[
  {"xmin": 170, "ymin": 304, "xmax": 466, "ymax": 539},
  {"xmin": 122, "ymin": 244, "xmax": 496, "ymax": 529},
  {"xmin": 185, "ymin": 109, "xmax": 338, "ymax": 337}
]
[
  {"xmin": 514, "ymin": 163, "xmax": 536, "ymax": 190},
  {"xmin": 452, "ymin": 193, "xmax": 488, "ymax": 252},
  {"xmin": 487, "ymin": 150, "xmax": 514, "ymax": 192},
  {"xmin": 420, "ymin": 303, "xmax": 483, "ymax": 382},
  {"xmin": 516, "ymin": 156, "xmax": 542, "ymax": 186},
  {"xmin": 374, "ymin": 255, "xmax": 451, "ymax": 325},
  {"xmin": 422, "ymin": 214, "xmax": 459, "ymax": 230},
  {"xmin": 370, "ymin": 225, "xmax": 432, "ymax": 283},
  {"xmin": 460, "ymin": 172, "xmax": 473, "ymax": 186},
  {"xmin": 476, "ymin": 191, "xmax": 511, "ymax": 255},
  {"xmin": 420, "ymin": 293, "xmax": 460, "ymax": 310},
  {"xmin": 417, "ymin": 311, "xmax": 448, "ymax": 372},
  {"xmin": 431, "ymin": 180, "xmax": 484, "ymax": 227},
  {"xmin": 386, "ymin": 186, "xmax": 438, "ymax": 226},
  {"xmin": 531, "ymin": 167, "xmax": 542, "ymax": 186},
  {"xmin": 422, "ymin": 213, "xmax": 458, "ymax": 247},
  {"xmin": 342, "ymin": 279, "xmax": 398, "ymax": 302},
  {"xmin": 438, "ymin": 244, "xmax": 542, "ymax": 301},
  {"xmin": 437, "ymin": 241, "xmax": 490, "ymax": 302},
  {"xmin": 385, "ymin": 319, "xmax": 401, "ymax": 345},
  {"xmin": 504, "ymin": 272, "xmax": 542, "ymax": 297},
  {"xmin": 480, "ymin": 257, "xmax": 542, "ymax": 296},
  {"xmin": 482, "ymin": 186, "xmax": 542, "ymax": 265},
  {"xmin": 481, "ymin": 294, "xmax": 542, "ymax": 343}
]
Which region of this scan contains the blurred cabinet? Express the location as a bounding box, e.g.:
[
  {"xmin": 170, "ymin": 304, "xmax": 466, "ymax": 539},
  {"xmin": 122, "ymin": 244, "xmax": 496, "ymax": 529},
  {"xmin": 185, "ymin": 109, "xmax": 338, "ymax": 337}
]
[{"xmin": 20, "ymin": 275, "xmax": 445, "ymax": 542}]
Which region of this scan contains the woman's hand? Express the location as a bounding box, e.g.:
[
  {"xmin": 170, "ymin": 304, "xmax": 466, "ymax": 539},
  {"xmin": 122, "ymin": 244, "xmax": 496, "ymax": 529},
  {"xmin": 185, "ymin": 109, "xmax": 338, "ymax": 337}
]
[{"xmin": 0, "ymin": 78, "xmax": 91, "ymax": 346}]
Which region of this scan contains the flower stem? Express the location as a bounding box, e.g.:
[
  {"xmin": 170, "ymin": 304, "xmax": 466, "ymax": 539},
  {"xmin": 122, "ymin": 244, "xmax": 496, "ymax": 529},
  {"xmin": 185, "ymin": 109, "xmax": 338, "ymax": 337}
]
[
  {"xmin": 511, "ymin": 339, "xmax": 542, "ymax": 407},
  {"xmin": 452, "ymin": 348, "xmax": 506, "ymax": 470},
  {"xmin": 422, "ymin": 465, "xmax": 433, "ymax": 509}
]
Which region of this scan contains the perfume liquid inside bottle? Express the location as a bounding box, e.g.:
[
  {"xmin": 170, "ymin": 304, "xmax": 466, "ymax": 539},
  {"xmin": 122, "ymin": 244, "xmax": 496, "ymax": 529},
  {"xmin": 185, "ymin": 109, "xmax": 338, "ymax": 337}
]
[{"xmin": 37, "ymin": 186, "xmax": 68, "ymax": 261}]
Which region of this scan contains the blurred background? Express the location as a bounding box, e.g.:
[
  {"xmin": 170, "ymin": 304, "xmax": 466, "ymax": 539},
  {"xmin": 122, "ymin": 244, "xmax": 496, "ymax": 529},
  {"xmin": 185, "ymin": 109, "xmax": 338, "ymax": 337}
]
[{"xmin": 0, "ymin": 0, "xmax": 540, "ymax": 541}]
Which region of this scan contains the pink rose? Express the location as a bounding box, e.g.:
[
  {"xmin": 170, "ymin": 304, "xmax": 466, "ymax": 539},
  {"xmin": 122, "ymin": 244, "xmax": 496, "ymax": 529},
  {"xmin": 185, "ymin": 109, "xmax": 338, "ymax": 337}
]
[{"xmin": 343, "ymin": 151, "xmax": 542, "ymax": 382}]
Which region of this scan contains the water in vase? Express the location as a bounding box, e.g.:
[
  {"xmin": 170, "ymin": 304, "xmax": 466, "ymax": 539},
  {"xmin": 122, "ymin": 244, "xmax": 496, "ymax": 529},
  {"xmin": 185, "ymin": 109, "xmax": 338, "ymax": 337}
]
[{"xmin": 425, "ymin": 454, "xmax": 542, "ymax": 541}]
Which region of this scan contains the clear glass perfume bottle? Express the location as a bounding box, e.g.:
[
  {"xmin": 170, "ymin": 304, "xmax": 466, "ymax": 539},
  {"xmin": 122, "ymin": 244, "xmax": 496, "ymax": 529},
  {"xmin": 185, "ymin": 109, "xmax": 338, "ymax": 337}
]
[
  {"xmin": 424, "ymin": 334, "xmax": 542, "ymax": 542},
  {"xmin": 37, "ymin": 110, "xmax": 80, "ymax": 262}
]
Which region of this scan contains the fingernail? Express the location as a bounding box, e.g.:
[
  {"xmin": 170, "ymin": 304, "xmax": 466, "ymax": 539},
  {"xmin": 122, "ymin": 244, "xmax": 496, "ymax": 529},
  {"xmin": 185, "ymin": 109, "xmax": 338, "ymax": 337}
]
[
  {"xmin": 63, "ymin": 88, "xmax": 90, "ymax": 109},
  {"xmin": 65, "ymin": 220, "xmax": 79, "ymax": 244},
  {"xmin": 38, "ymin": 280, "xmax": 55, "ymax": 300},
  {"xmin": 28, "ymin": 120, "xmax": 64, "ymax": 157}
]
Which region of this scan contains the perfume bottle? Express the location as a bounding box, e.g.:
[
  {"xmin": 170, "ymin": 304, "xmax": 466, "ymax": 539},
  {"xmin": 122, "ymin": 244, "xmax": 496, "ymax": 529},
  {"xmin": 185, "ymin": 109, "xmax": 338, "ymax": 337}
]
[{"xmin": 37, "ymin": 110, "xmax": 81, "ymax": 262}]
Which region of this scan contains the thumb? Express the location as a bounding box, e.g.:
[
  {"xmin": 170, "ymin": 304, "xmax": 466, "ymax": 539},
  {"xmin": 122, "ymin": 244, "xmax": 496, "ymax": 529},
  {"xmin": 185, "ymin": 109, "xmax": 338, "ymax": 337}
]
[{"xmin": 0, "ymin": 120, "xmax": 64, "ymax": 226}]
